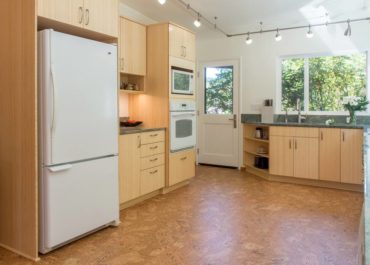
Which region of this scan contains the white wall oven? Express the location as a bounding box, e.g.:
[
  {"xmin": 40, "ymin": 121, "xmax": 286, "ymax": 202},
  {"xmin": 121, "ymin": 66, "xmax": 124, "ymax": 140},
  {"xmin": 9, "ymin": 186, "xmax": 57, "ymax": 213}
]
[
  {"xmin": 170, "ymin": 100, "xmax": 196, "ymax": 152},
  {"xmin": 171, "ymin": 66, "xmax": 194, "ymax": 95}
]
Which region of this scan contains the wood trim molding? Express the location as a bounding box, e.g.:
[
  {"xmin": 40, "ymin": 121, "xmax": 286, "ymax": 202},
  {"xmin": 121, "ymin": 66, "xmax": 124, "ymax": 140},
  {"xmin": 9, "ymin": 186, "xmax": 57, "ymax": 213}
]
[{"xmin": 0, "ymin": 0, "xmax": 38, "ymax": 260}]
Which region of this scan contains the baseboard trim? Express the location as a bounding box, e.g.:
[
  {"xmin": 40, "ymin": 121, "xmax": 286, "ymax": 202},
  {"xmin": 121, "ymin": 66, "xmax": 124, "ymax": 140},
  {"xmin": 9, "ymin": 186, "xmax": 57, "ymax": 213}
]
[
  {"xmin": 245, "ymin": 166, "xmax": 363, "ymax": 192},
  {"xmin": 0, "ymin": 243, "xmax": 39, "ymax": 262},
  {"xmin": 162, "ymin": 180, "xmax": 191, "ymax": 194},
  {"xmin": 120, "ymin": 190, "xmax": 163, "ymax": 210}
]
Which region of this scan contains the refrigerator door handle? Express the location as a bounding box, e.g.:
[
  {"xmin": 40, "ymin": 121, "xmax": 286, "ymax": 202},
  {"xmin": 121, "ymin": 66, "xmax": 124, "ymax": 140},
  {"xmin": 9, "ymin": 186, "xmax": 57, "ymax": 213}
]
[
  {"xmin": 48, "ymin": 164, "xmax": 73, "ymax": 172},
  {"xmin": 50, "ymin": 65, "xmax": 57, "ymax": 132}
]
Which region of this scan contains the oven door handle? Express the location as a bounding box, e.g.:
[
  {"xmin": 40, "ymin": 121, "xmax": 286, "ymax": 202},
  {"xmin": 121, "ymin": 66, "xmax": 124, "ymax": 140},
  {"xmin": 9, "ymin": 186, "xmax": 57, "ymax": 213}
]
[{"xmin": 171, "ymin": 112, "xmax": 196, "ymax": 117}]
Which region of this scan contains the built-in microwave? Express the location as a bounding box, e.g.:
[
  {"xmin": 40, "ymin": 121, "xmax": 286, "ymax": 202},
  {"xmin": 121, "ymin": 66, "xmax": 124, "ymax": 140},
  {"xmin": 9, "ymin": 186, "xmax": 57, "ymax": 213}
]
[{"xmin": 171, "ymin": 67, "xmax": 194, "ymax": 95}]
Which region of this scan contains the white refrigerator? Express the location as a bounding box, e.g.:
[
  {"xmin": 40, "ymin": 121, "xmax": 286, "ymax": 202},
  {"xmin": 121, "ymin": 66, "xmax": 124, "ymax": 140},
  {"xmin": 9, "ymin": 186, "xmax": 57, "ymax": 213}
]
[{"xmin": 38, "ymin": 30, "xmax": 119, "ymax": 254}]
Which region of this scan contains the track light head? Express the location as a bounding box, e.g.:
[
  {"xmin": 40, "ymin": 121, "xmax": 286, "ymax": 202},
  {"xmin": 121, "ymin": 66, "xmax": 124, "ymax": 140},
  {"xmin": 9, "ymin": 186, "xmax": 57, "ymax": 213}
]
[
  {"xmin": 158, "ymin": 0, "xmax": 166, "ymax": 5},
  {"xmin": 306, "ymin": 25, "xmax": 314, "ymax": 38},
  {"xmin": 275, "ymin": 29, "xmax": 282, "ymax": 41},
  {"xmin": 245, "ymin": 33, "xmax": 253, "ymax": 45},
  {"xmin": 344, "ymin": 19, "xmax": 352, "ymax": 36},
  {"xmin": 194, "ymin": 13, "xmax": 201, "ymax": 28}
]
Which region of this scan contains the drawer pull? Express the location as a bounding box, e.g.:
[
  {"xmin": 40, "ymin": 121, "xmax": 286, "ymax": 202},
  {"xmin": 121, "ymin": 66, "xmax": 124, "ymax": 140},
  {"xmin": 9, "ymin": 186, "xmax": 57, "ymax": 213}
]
[
  {"xmin": 150, "ymin": 146, "xmax": 158, "ymax": 150},
  {"xmin": 150, "ymin": 134, "xmax": 158, "ymax": 137},
  {"xmin": 150, "ymin": 170, "xmax": 158, "ymax": 175},
  {"xmin": 180, "ymin": 156, "xmax": 187, "ymax": 161},
  {"xmin": 150, "ymin": 158, "xmax": 158, "ymax": 162},
  {"xmin": 78, "ymin": 6, "xmax": 84, "ymax": 24}
]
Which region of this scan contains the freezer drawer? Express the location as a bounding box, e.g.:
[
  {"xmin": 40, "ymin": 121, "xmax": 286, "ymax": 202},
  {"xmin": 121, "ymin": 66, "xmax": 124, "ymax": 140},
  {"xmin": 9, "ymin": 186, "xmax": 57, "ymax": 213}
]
[{"xmin": 39, "ymin": 156, "xmax": 119, "ymax": 253}]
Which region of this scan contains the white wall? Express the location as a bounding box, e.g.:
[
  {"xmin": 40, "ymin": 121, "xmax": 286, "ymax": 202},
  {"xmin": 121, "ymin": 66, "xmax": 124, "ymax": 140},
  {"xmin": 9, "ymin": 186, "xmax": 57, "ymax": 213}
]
[
  {"xmin": 196, "ymin": 22, "xmax": 370, "ymax": 114},
  {"xmin": 118, "ymin": 3, "xmax": 157, "ymax": 117}
]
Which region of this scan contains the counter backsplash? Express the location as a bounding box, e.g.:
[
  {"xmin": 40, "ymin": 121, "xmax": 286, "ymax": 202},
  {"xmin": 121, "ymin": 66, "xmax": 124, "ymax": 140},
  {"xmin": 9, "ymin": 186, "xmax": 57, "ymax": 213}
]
[{"xmin": 241, "ymin": 114, "xmax": 370, "ymax": 125}]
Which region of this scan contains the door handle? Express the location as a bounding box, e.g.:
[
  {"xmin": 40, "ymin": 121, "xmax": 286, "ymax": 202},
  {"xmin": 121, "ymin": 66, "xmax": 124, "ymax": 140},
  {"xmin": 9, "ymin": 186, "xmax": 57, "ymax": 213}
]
[
  {"xmin": 228, "ymin": 114, "xmax": 237, "ymax": 129},
  {"xmin": 85, "ymin": 9, "xmax": 90, "ymax": 25},
  {"xmin": 320, "ymin": 131, "xmax": 323, "ymax": 140},
  {"xmin": 137, "ymin": 135, "xmax": 141, "ymax": 148},
  {"xmin": 48, "ymin": 164, "xmax": 72, "ymax": 172},
  {"xmin": 289, "ymin": 139, "xmax": 292, "ymax": 149},
  {"xmin": 295, "ymin": 139, "xmax": 297, "ymax": 150},
  {"xmin": 78, "ymin": 6, "xmax": 84, "ymax": 24}
]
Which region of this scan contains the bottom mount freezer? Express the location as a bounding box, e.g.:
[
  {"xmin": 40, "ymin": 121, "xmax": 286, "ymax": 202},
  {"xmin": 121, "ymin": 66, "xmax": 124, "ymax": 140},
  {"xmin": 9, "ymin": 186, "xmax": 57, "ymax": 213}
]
[{"xmin": 39, "ymin": 156, "xmax": 119, "ymax": 254}]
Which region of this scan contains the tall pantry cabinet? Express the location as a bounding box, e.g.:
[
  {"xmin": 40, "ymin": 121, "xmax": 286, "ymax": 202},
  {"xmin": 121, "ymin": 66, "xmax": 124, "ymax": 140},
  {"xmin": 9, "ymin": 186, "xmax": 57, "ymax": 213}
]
[{"xmin": 0, "ymin": 0, "xmax": 118, "ymax": 261}]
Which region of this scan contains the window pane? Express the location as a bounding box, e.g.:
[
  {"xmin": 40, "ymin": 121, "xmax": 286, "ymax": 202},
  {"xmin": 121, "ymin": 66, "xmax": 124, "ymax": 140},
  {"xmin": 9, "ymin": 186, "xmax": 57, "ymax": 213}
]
[
  {"xmin": 281, "ymin": 58, "xmax": 305, "ymax": 111},
  {"xmin": 309, "ymin": 53, "xmax": 367, "ymax": 111},
  {"xmin": 205, "ymin": 66, "xmax": 233, "ymax": 114}
]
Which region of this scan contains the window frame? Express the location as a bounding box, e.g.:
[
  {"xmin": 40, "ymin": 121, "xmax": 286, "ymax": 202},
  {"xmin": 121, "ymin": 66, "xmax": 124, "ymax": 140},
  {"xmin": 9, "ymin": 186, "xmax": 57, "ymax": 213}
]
[{"xmin": 276, "ymin": 50, "xmax": 370, "ymax": 115}]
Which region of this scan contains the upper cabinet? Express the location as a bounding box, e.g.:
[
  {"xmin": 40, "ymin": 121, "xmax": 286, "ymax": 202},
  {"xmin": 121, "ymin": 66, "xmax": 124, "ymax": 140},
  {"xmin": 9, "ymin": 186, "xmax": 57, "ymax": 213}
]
[
  {"xmin": 37, "ymin": 0, "xmax": 118, "ymax": 37},
  {"xmin": 169, "ymin": 24, "xmax": 195, "ymax": 62},
  {"xmin": 119, "ymin": 17, "xmax": 147, "ymax": 76}
]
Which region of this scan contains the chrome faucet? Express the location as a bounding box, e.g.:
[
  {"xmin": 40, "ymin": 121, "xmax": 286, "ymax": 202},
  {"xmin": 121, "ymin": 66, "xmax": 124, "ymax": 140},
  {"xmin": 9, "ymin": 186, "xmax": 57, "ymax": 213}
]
[{"xmin": 296, "ymin": 98, "xmax": 306, "ymax": 124}]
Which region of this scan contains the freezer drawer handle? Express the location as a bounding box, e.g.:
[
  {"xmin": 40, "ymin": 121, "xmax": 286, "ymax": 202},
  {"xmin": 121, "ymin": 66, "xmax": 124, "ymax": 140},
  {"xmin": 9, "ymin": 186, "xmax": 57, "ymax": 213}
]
[{"xmin": 48, "ymin": 164, "xmax": 73, "ymax": 172}]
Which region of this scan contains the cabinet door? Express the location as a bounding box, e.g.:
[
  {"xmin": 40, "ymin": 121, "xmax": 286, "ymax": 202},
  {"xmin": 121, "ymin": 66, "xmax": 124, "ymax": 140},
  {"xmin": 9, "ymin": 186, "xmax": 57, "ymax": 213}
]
[
  {"xmin": 83, "ymin": 0, "xmax": 118, "ymax": 37},
  {"xmin": 269, "ymin": 136, "xmax": 294, "ymax": 177},
  {"xmin": 341, "ymin": 129, "xmax": 363, "ymax": 184},
  {"xmin": 119, "ymin": 134, "xmax": 141, "ymax": 204},
  {"xmin": 169, "ymin": 24, "xmax": 185, "ymax": 59},
  {"xmin": 293, "ymin": 137, "xmax": 319, "ymax": 179},
  {"xmin": 183, "ymin": 30, "xmax": 195, "ymax": 62},
  {"xmin": 319, "ymin": 129, "xmax": 341, "ymax": 182},
  {"xmin": 169, "ymin": 149, "xmax": 195, "ymax": 186},
  {"xmin": 120, "ymin": 18, "xmax": 147, "ymax": 75},
  {"xmin": 38, "ymin": 0, "xmax": 84, "ymax": 27}
]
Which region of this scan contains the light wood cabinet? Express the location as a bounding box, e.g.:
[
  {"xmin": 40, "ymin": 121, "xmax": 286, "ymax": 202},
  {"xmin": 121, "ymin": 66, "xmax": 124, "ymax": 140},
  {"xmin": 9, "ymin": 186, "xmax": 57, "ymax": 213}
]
[
  {"xmin": 37, "ymin": 0, "xmax": 118, "ymax": 37},
  {"xmin": 119, "ymin": 133, "xmax": 141, "ymax": 204},
  {"xmin": 119, "ymin": 130, "xmax": 166, "ymax": 204},
  {"xmin": 169, "ymin": 24, "xmax": 195, "ymax": 62},
  {"xmin": 319, "ymin": 128, "xmax": 341, "ymax": 182},
  {"xmin": 293, "ymin": 137, "xmax": 319, "ymax": 180},
  {"xmin": 119, "ymin": 17, "xmax": 146, "ymax": 76},
  {"xmin": 269, "ymin": 136, "xmax": 294, "ymax": 177},
  {"xmin": 169, "ymin": 149, "xmax": 196, "ymax": 186},
  {"xmin": 341, "ymin": 129, "xmax": 363, "ymax": 184},
  {"xmin": 270, "ymin": 126, "xmax": 319, "ymax": 180},
  {"xmin": 38, "ymin": 0, "xmax": 84, "ymax": 27}
]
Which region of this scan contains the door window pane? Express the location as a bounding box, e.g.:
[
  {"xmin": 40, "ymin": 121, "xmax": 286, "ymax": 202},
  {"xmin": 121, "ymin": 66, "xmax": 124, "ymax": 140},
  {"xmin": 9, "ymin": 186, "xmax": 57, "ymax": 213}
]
[
  {"xmin": 205, "ymin": 66, "xmax": 233, "ymax": 114},
  {"xmin": 281, "ymin": 58, "xmax": 305, "ymax": 111}
]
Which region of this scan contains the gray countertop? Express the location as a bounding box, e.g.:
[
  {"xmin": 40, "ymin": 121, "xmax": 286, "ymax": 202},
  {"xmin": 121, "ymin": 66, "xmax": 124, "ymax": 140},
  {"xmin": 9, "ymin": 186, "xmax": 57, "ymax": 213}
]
[
  {"xmin": 120, "ymin": 127, "xmax": 166, "ymax": 135},
  {"xmin": 242, "ymin": 121, "xmax": 369, "ymax": 129}
]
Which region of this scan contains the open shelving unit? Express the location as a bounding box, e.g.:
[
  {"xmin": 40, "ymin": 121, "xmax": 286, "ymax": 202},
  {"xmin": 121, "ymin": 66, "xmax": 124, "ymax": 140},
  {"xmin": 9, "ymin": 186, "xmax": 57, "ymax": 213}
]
[{"xmin": 243, "ymin": 125, "xmax": 270, "ymax": 173}]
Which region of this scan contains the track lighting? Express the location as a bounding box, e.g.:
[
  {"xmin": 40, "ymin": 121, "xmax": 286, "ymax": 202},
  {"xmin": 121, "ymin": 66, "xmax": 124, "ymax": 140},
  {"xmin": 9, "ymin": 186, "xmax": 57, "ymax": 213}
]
[
  {"xmin": 306, "ymin": 25, "xmax": 314, "ymax": 38},
  {"xmin": 158, "ymin": 0, "xmax": 166, "ymax": 5},
  {"xmin": 344, "ymin": 19, "xmax": 352, "ymax": 36},
  {"xmin": 275, "ymin": 29, "xmax": 282, "ymax": 42},
  {"xmin": 245, "ymin": 33, "xmax": 253, "ymax": 45},
  {"xmin": 194, "ymin": 13, "xmax": 201, "ymax": 28}
]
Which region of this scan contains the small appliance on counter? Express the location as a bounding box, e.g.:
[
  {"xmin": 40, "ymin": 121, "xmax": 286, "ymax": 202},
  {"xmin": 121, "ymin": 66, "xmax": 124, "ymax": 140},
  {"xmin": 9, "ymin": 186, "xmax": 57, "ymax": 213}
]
[
  {"xmin": 120, "ymin": 117, "xmax": 143, "ymax": 127},
  {"xmin": 261, "ymin": 99, "xmax": 274, "ymax": 123}
]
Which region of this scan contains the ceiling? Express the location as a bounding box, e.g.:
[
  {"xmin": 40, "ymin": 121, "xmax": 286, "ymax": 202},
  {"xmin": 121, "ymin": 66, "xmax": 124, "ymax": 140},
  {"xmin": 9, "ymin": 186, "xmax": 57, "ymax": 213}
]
[{"xmin": 121, "ymin": 0, "xmax": 370, "ymax": 39}]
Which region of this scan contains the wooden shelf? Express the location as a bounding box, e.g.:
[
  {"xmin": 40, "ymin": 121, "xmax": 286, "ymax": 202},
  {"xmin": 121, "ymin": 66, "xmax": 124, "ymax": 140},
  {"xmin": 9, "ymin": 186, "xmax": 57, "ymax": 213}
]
[
  {"xmin": 120, "ymin": 89, "xmax": 144, "ymax": 94},
  {"xmin": 245, "ymin": 150, "xmax": 269, "ymax": 158},
  {"xmin": 244, "ymin": 137, "xmax": 269, "ymax": 143}
]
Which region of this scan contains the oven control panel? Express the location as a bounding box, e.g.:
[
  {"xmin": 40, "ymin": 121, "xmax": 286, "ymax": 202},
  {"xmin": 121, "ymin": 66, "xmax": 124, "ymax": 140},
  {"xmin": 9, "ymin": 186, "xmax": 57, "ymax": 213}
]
[{"xmin": 170, "ymin": 100, "xmax": 196, "ymax": 112}]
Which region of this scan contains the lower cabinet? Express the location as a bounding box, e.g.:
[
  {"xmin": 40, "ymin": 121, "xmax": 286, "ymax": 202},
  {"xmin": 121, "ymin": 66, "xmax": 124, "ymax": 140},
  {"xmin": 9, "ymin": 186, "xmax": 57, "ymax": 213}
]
[
  {"xmin": 270, "ymin": 135, "xmax": 319, "ymax": 179},
  {"xmin": 169, "ymin": 149, "xmax": 195, "ymax": 186},
  {"xmin": 269, "ymin": 126, "xmax": 363, "ymax": 184},
  {"xmin": 119, "ymin": 130, "xmax": 165, "ymax": 204}
]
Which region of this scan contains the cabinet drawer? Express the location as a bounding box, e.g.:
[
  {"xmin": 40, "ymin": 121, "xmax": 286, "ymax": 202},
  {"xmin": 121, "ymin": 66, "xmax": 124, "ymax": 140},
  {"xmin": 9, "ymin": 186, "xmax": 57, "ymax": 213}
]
[
  {"xmin": 141, "ymin": 154, "xmax": 165, "ymax": 170},
  {"xmin": 270, "ymin": 126, "xmax": 296, "ymax": 137},
  {"xmin": 141, "ymin": 166, "xmax": 165, "ymax": 195},
  {"xmin": 141, "ymin": 142, "xmax": 165, "ymax": 157},
  {"xmin": 169, "ymin": 149, "xmax": 195, "ymax": 186},
  {"xmin": 141, "ymin": 130, "xmax": 165, "ymax": 144},
  {"xmin": 295, "ymin": 127, "xmax": 319, "ymax": 138}
]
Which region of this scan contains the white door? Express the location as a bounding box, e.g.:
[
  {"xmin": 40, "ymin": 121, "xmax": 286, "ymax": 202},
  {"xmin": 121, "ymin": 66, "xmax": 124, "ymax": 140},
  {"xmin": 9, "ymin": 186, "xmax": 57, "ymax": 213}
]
[
  {"xmin": 197, "ymin": 60, "xmax": 239, "ymax": 167},
  {"xmin": 43, "ymin": 31, "xmax": 118, "ymax": 165}
]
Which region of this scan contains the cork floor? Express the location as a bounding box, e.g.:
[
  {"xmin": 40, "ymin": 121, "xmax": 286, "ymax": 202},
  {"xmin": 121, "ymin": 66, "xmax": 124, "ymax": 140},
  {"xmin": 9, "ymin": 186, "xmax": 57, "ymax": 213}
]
[{"xmin": 0, "ymin": 165, "xmax": 364, "ymax": 265}]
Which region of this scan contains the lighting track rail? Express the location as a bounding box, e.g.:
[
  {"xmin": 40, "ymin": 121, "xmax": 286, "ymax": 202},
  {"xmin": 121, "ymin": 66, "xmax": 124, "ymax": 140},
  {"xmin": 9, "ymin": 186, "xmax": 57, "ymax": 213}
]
[{"xmin": 227, "ymin": 17, "xmax": 370, "ymax": 38}]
